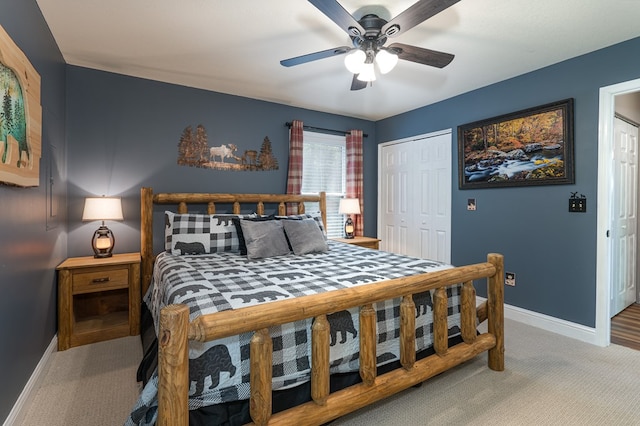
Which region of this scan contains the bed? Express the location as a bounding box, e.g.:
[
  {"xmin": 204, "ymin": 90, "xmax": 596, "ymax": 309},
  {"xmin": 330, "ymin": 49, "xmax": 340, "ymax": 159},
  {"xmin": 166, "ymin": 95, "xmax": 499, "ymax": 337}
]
[{"xmin": 128, "ymin": 187, "xmax": 504, "ymax": 426}]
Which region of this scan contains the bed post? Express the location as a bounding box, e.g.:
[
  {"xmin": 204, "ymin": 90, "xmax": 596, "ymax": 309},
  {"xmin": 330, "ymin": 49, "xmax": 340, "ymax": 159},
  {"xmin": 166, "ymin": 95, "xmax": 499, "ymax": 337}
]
[
  {"xmin": 487, "ymin": 253, "xmax": 505, "ymax": 371},
  {"xmin": 140, "ymin": 187, "xmax": 154, "ymax": 296},
  {"xmin": 158, "ymin": 304, "xmax": 190, "ymax": 426},
  {"xmin": 319, "ymin": 191, "xmax": 327, "ymax": 232}
]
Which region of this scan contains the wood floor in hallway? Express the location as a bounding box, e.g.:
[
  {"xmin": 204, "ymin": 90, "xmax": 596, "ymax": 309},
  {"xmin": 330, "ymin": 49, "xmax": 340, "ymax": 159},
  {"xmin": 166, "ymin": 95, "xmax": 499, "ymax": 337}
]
[{"xmin": 611, "ymin": 303, "xmax": 640, "ymax": 351}]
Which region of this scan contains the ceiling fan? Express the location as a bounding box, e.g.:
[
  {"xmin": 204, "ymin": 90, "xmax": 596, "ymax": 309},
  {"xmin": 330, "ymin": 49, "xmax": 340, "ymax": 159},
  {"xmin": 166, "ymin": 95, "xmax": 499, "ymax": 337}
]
[{"xmin": 280, "ymin": 0, "xmax": 460, "ymax": 90}]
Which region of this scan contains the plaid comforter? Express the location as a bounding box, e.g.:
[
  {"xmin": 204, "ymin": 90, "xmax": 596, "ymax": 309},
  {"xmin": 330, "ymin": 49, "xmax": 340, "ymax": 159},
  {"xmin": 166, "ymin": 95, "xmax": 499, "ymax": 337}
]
[{"xmin": 126, "ymin": 241, "xmax": 460, "ymax": 425}]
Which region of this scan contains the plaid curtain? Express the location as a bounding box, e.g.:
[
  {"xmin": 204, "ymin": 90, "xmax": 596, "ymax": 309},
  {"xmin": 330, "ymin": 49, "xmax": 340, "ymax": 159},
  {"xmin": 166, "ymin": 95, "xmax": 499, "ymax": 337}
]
[
  {"xmin": 346, "ymin": 130, "xmax": 364, "ymax": 236},
  {"xmin": 286, "ymin": 120, "xmax": 304, "ymax": 214}
]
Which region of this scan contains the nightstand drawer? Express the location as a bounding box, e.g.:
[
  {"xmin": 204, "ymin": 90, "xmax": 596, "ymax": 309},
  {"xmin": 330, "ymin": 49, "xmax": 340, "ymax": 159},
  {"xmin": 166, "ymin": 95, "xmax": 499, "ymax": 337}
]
[{"xmin": 72, "ymin": 266, "xmax": 129, "ymax": 294}]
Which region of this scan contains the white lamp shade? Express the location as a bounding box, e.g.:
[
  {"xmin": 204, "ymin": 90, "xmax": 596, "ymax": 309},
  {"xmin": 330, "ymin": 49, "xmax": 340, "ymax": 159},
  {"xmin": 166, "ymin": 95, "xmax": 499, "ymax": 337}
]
[
  {"xmin": 344, "ymin": 49, "xmax": 366, "ymax": 74},
  {"xmin": 82, "ymin": 197, "xmax": 124, "ymax": 221},
  {"xmin": 339, "ymin": 198, "xmax": 361, "ymax": 215},
  {"xmin": 376, "ymin": 49, "xmax": 398, "ymax": 74},
  {"xmin": 356, "ymin": 63, "xmax": 376, "ymax": 82}
]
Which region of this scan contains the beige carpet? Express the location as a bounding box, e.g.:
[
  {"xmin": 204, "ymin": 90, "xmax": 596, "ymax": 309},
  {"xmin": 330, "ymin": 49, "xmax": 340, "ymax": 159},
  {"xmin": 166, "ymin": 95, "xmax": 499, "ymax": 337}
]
[
  {"xmin": 332, "ymin": 320, "xmax": 640, "ymax": 425},
  {"xmin": 18, "ymin": 319, "xmax": 640, "ymax": 425},
  {"xmin": 20, "ymin": 336, "xmax": 142, "ymax": 426}
]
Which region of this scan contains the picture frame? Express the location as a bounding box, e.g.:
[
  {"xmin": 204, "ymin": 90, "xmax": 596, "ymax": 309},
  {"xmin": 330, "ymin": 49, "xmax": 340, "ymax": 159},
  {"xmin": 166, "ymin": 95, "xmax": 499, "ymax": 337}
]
[
  {"xmin": 0, "ymin": 24, "xmax": 41, "ymax": 187},
  {"xmin": 458, "ymin": 98, "xmax": 574, "ymax": 189}
]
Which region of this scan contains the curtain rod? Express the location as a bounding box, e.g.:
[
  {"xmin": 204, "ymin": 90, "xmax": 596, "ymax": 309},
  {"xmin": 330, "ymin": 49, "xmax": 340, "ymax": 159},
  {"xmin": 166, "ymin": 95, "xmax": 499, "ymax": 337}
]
[{"xmin": 285, "ymin": 122, "xmax": 368, "ymax": 138}]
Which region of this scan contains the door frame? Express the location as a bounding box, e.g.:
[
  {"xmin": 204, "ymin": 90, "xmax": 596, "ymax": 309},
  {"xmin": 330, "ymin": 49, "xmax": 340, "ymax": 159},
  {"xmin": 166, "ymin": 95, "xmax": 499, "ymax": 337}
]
[
  {"xmin": 596, "ymin": 77, "xmax": 640, "ymax": 346},
  {"xmin": 377, "ymin": 128, "xmax": 452, "ymax": 259}
]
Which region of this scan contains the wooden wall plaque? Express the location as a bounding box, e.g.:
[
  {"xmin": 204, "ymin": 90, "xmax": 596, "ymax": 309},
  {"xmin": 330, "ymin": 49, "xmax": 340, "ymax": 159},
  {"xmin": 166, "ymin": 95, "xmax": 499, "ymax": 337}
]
[{"xmin": 0, "ymin": 24, "xmax": 41, "ymax": 187}]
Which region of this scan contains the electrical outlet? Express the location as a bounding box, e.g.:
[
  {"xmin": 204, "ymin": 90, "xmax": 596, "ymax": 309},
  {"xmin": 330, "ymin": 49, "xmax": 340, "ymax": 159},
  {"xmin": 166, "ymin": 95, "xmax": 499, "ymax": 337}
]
[{"xmin": 505, "ymin": 272, "xmax": 516, "ymax": 286}]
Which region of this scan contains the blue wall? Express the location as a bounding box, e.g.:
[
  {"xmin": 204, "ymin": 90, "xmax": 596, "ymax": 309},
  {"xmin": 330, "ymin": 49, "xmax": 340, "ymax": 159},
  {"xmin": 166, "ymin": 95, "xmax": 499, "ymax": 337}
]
[
  {"xmin": 0, "ymin": 0, "xmax": 67, "ymax": 421},
  {"xmin": 377, "ymin": 36, "xmax": 640, "ymax": 327},
  {"xmin": 65, "ymin": 67, "xmax": 377, "ymax": 257}
]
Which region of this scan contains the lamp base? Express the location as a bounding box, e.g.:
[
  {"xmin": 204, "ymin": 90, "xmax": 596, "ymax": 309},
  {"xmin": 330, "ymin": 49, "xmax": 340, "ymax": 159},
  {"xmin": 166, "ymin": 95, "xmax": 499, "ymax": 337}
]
[
  {"xmin": 91, "ymin": 225, "xmax": 115, "ymax": 258},
  {"xmin": 344, "ymin": 217, "xmax": 355, "ymax": 239},
  {"xmin": 93, "ymin": 252, "xmax": 113, "ymax": 259}
]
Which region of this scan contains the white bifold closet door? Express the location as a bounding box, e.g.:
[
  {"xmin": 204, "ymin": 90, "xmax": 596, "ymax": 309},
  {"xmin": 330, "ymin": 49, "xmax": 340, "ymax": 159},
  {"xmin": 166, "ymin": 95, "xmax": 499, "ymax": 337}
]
[{"xmin": 378, "ymin": 130, "xmax": 452, "ymax": 263}]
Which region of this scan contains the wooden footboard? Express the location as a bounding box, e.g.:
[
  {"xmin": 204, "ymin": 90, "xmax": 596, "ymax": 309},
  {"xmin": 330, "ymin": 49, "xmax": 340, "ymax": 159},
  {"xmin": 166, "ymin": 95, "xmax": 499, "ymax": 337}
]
[
  {"xmin": 157, "ymin": 254, "xmax": 504, "ymax": 426},
  {"xmin": 140, "ymin": 187, "xmax": 504, "ymax": 426}
]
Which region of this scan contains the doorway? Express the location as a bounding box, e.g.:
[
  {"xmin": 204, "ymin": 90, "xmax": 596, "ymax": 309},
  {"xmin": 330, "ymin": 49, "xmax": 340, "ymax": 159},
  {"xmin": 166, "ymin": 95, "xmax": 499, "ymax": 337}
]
[
  {"xmin": 596, "ymin": 78, "xmax": 640, "ymax": 346},
  {"xmin": 610, "ymin": 114, "xmax": 639, "ymax": 317}
]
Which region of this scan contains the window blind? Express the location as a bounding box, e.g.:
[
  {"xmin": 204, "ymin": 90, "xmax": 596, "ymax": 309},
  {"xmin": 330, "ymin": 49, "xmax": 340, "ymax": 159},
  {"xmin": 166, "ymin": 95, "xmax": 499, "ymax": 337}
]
[{"xmin": 301, "ymin": 131, "xmax": 346, "ymax": 238}]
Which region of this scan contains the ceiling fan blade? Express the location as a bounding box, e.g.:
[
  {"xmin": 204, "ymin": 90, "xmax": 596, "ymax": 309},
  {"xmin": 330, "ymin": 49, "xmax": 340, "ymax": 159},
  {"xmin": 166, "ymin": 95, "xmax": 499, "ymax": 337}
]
[
  {"xmin": 281, "ymin": 46, "xmax": 351, "ymax": 67},
  {"xmin": 350, "ymin": 74, "xmax": 368, "ymax": 91},
  {"xmin": 308, "ymin": 0, "xmax": 366, "ymax": 39},
  {"xmin": 389, "ymin": 43, "xmax": 454, "ymax": 68},
  {"xmin": 382, "ymin": 0, "xmax": 461, "ymax": 38}
]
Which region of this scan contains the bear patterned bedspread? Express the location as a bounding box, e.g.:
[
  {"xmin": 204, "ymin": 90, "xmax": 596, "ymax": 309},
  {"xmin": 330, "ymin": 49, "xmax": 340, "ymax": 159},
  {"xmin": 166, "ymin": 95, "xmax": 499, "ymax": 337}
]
[{"xmin": 126, "ymin": 240, "xmax": 460, "ymax": 425}]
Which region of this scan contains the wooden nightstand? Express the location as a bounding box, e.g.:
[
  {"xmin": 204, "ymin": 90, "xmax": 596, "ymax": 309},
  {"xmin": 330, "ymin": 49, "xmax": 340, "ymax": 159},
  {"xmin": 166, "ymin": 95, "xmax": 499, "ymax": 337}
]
[
  {"xmin": 56, "ymin": 252, "xmax": 141, "ymax": 350},
  {"xmin": 332, "ymin": 236, "xmax": 381, "ymax": 250}
]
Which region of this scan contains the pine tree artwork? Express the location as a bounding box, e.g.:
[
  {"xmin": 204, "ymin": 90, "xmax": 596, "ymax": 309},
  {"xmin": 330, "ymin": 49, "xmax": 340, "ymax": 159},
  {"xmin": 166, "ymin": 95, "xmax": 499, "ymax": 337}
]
[{"xmin": 176, "ymin": 125, "xmax": 279, "ymax": 171}]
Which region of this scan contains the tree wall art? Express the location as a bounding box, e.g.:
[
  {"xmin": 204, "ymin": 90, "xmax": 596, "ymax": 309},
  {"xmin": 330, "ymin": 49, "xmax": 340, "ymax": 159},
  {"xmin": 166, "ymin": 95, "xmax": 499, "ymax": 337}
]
[
  {"xmin": 458, "ymin": 98, "xmax": 574, "ymax": 189},
  {"xmin": 177, "ymin": 124, "xmax": 278, "ymax": 171},
  {"xmin": 0, "ymin": 24, "xmax": 41, "ymax": 187}
]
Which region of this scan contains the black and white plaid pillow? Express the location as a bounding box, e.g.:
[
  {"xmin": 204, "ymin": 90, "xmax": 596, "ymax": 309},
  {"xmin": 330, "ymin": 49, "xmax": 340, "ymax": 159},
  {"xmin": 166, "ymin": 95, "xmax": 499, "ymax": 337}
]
[
  {"xmin": 305, "ymin": 212, "xmax": 326, "ymax": 236},
  {"xmin": 165, "ymin": 211, "xmax": 254, "ymax": 255},
  {"xmin": 274, "ymin": 212, "xmax": 326, "ymax": 236}
]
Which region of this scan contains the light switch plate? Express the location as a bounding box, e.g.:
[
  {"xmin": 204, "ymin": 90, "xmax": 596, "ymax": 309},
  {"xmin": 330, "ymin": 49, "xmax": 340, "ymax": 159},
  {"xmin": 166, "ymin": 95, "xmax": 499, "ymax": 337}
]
[{"xmin": 569, "ymin": 197, "xmax": 586, "ymax": 213}]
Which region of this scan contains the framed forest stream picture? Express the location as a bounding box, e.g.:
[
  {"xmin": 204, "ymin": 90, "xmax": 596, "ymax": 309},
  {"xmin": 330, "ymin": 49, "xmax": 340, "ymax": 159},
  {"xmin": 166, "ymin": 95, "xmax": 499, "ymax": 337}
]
[{"xmin": 458, "ymin": 98, "xmax": 574, "ymax": 189}]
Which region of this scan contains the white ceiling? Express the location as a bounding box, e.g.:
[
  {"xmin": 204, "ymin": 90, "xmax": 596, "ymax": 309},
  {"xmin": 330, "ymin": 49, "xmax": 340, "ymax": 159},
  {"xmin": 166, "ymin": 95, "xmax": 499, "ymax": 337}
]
[{"xmin": 36, "ymin": 0, "xmax": 640, "ymax": 121}]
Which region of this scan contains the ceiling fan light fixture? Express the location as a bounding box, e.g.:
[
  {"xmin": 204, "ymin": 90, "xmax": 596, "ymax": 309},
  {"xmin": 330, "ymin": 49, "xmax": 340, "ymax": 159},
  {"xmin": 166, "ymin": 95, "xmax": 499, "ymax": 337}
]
[
  {"xmin": 357, "ymin": 62, "xmax": 376, "ymax": 82},
  {"xmin": 344, "ymin": 49, "xmax": 366, "ymax": 74},
  {"xmin": 280, "ymin": 2, "xmax": 458, "ymax": 91},
  {"xmin": 375, "ymin": 49, "xmax": 398, "ymax": 74}
]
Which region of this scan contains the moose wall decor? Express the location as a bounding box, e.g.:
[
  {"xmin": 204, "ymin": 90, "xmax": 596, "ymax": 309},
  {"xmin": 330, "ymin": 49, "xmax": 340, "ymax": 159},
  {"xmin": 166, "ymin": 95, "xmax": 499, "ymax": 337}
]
[{"xmin": 177, "ymin": 124, "xmax": 278, "ymax": 172}]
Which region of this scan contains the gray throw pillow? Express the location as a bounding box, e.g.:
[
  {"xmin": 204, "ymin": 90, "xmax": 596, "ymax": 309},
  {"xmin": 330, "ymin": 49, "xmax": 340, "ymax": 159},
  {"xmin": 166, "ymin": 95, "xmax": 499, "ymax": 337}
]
[
  {"xmin": 282, "ymin": 219, "xmax": 329, "ymax": 255},
  {"xmin": 239, "ymin": 219, "xmax": 291, "ymax": 259}
]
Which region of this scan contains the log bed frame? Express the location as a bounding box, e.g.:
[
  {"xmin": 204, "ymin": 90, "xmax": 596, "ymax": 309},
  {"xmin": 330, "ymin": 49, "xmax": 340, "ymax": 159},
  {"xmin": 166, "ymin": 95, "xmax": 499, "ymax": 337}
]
[{"xmin": 140, "ymin": 187, "xmax": 504, "ymax": 426}]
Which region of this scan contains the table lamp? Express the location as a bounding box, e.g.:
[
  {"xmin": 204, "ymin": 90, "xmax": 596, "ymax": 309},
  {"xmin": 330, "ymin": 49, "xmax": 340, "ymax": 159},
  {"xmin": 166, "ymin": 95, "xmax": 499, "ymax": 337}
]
[
  {"xmin": 82, "ymin": 196, "xmax": 124, "ymax": 258},
  {"xmin": 338, "ymin": 198, "xmax": 360, "ymax": 239}
]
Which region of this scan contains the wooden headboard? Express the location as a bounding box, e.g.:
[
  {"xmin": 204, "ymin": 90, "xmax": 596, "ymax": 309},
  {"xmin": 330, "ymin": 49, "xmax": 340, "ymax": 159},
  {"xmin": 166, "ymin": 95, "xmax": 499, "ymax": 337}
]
[{"xmin": 139, "ymin": 187, "xmax": 327, "ymax": 295}]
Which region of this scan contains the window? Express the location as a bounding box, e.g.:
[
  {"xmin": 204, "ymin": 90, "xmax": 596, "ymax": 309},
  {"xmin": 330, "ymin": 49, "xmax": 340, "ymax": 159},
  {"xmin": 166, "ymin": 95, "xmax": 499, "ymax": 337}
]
[{"xmin": 301, "ymin": 131, "xmax": 346, "ymax": 238}]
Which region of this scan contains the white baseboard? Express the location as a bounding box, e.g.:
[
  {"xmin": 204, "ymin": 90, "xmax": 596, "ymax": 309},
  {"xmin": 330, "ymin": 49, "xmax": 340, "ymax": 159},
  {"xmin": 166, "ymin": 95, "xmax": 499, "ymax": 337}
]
[
  {"xmin": 3, "ymin": 335, "xmax": 57, "ymax": 426},
  {"xmin": 477, "ymin": 297, "xmax": 597, "ymax": 345}
]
